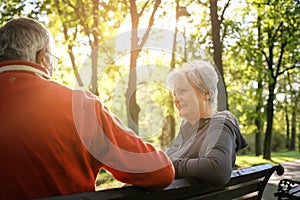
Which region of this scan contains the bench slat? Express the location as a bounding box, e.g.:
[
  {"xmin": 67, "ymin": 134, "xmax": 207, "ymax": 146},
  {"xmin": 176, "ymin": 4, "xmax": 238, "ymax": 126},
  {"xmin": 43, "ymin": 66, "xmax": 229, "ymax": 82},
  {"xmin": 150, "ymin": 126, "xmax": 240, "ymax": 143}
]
[
  {"xmin": 290, "ymin": 186, "xmax": 300, "ymax": 195},
  {"xmin": 35, "ymin": 164, "xmax": 284, "ymax": 200},
  {"xmin": 182, "ymin": 178, "xmax": 262, "ymax": 200}
]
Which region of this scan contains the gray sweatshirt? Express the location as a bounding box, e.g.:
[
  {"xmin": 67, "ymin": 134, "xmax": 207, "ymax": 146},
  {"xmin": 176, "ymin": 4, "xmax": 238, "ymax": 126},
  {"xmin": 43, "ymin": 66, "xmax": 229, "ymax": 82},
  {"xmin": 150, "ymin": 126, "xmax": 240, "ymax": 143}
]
[{"xmin": 167, "ymin": 110, "xmax": 247, "ymax": 187}]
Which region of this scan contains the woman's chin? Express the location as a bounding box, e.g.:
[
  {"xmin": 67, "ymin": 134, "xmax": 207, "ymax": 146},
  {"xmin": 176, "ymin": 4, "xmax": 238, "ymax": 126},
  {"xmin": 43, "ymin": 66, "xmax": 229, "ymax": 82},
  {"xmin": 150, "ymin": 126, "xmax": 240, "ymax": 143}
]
[{"xmin": 179, "ymin": 111, "xmax": 188, "ymax": 118}]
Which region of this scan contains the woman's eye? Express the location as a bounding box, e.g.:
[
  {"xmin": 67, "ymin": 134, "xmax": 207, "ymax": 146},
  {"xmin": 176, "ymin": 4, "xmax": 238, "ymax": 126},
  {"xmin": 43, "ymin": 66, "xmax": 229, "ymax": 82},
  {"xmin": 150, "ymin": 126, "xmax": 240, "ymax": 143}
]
[{"xmin": 174, "ymin": 88, "xmax": 188, "ymax": 97}]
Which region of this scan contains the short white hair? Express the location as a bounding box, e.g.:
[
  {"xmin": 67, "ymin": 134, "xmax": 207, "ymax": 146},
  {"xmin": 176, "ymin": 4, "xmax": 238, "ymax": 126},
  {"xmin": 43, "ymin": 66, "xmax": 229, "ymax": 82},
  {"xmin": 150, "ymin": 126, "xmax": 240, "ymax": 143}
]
[
  {"xmin": 0, "ymin": 17, "xmax": 53, "ymax": 63},
  {"xmin": 167, "ymin": 60, "xmax": 219, "ymax": 109}
]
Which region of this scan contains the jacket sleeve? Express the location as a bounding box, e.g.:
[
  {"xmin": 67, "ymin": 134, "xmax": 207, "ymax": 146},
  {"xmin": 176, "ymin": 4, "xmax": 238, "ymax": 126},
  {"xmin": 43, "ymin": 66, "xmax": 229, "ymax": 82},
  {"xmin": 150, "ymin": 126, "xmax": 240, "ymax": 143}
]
[
  {"xmin": 73, "ymin": 90, "xmax": 175, "ymax": 189},
  {"xmin": 172, "ymin": 122, "xmax": 235, "ymax": 187}
]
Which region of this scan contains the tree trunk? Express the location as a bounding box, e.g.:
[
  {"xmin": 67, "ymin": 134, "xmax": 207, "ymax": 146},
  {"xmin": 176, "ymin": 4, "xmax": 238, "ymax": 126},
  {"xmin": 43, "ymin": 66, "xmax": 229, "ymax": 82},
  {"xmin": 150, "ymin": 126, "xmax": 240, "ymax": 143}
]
[
  {"xmin": 255, "ymin": 118, "xmax": 262, "ymax": 156},
  {"xmin": 290, "ymin": 108, "xmax": 296, "ymax": 150},
  {"xmin": 126, "ymin": 13, "xmax": 140, "ymax": 134},
  {"xmin": 90, "ymin": 0, "xmax": 99, "ymax": 95},
  {"xmin": 55, "ymin": 1, "xmax": 84, "ymax": 87},
  {"xmin": 255, "ymin": 12, "xmax": 263, "ymax": 156},
  {"xmin": 285, "ymin": 108, "xmax": 290, "ymax": 149},
  {"xmin": 254, "ymin": 80, "xmax": 263, "ymax": 156},
  {"xmin": 126, "ymin": 49, "xmax": 140, "ymax": 134},
  {"xmin": 263, "ymin": 82, "xmax": 276, "ymax": 160},
  {"xmin": 127, "ymin": 0, "xmax": 161, "ymax": 134},
  {"xmin": 160, "ymin": 0, "xmax": 178, "ymax": 146},
  {"xmin": 160, "ymin": 113, "xmax": 175, "ymax": 148},
  {"xmin": 209, "ymin": 0, "xmax": 228, "ymax": 111}
]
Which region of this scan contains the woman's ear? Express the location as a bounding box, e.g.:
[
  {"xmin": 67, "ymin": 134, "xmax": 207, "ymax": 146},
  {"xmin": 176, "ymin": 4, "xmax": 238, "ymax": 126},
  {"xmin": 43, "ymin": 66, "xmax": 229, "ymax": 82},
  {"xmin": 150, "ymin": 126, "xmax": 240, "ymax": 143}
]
[{"xmin": 36, "ymin": 49, "xmax": 46, "ymax": 64}]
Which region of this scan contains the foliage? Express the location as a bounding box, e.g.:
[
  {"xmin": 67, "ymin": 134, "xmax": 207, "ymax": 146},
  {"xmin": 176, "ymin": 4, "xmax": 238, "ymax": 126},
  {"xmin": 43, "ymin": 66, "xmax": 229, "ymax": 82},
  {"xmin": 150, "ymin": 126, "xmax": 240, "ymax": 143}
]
[
  {"xmin": 0, "ymin": 0, "xmax": 299, "ymax": 156},
  {"xmin": 226, "ymin": 0, "xmax": 300, "ymax": 159},
  {"xmin": 40, "ymin": 0, "xmax": 129, "ymax": 94},
  {"xmin": 1, "ymin": 0, "xmax": 299, "ymax": 193},
  {"xmin": 0, "ymin": 0, "xmax": 44, "ymax": 25},
  {"xmin": 236, "ymin": 151, "xmax": 300, "ymax": 168},
  {"xmin": 95, "ymin": 169, "xmax": 124, "ymax": 191}
]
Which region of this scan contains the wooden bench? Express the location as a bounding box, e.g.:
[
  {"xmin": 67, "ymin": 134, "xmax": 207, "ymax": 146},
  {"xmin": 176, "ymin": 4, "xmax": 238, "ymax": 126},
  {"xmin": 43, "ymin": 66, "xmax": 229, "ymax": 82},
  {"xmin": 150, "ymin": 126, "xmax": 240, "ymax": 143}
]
[
  {"xmin": 274, "ymin": 178, "xmax": 300, "ymax": 199},
  {"xmin": 37, "ymin": 163, "xmax": 284, "ymax": 200}
]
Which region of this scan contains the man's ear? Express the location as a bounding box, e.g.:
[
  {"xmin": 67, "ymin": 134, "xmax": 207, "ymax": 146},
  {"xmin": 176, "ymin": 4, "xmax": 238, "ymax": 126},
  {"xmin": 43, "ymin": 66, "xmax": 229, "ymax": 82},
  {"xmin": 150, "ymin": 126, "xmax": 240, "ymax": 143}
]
[
  {"xmin": 36, "ymin": 49, "xmax": 46, "ymax": 64},
  {"xmin": 204, "ymin": 91, "xmax": 211, "ymax": 101}
]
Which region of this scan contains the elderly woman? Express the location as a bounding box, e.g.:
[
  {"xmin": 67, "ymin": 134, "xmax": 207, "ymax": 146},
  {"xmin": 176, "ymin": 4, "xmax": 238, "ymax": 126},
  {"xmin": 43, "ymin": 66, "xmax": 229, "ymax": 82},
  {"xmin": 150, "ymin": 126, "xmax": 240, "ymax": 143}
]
[{"xmin": 166, "ymin": 60, "xmax": 247, "ymax": 187}]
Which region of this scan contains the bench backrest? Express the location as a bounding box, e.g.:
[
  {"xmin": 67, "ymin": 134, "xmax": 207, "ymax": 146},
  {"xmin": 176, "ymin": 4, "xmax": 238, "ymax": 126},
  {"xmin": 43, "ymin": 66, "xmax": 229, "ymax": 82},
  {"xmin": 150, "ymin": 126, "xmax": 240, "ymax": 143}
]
[
  {"xmin": 36, "ymin": 164, "xmax": 284, "ymax": 200},
  {"xmin": 159, "ymin": 163, "xmax": 284, "ymax": 200}
]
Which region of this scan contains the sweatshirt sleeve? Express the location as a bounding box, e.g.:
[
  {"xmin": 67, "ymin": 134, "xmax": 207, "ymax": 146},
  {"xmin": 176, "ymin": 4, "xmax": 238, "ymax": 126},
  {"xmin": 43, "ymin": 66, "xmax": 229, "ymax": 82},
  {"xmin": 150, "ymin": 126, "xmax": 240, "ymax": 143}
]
[
  {"xmin": 172, "ymin": 120, "xmax": 236, "ymax": 187},
  {"xmin": 73, "ymin": 90, "xmax": 175, "ymax": 189}
]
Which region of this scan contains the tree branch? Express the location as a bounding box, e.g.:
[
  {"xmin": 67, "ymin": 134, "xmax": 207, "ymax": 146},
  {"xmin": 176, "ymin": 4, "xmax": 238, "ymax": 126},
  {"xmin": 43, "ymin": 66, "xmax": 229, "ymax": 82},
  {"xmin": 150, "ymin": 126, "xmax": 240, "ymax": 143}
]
[
  {"xmin": 278, "ymin": 62, "xmax": 298, "ymax": 76},
  {"xmin": 55, "ymin": 1, "xmax": 84, "ymax": 87},
  {"xmin": 139, "ymin": 0, "xmax": 150, "ymax": 17},
  {"xmin": 138, "ymin": 0, "xmax": 161, "ymax": 49},
  {"xmin": 275, "ymin": 40, "xmax": 287, "ymax": 77},
  {"xmin": 220, "ymin": 0, "xmax": 231, "ymax": 24},
  {"xmin": 271, "ymin": 21, "xmax": 283, "ymax": 42},
  {"xmin": 62, "ymin": 0, "xmax": 93, "ymax": 47}
]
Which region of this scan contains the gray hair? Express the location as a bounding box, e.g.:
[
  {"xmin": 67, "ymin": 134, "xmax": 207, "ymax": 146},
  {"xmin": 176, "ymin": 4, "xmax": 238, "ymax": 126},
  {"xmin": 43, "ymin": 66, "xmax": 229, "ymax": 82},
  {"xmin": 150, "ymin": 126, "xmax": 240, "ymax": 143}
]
[
  {"xmin": 0, "ymin": 17, "xmax": 52, "ymax": 62},
  {"xmin": 167, "ymin": 60, "xmax": 219, "ymax": 109}
]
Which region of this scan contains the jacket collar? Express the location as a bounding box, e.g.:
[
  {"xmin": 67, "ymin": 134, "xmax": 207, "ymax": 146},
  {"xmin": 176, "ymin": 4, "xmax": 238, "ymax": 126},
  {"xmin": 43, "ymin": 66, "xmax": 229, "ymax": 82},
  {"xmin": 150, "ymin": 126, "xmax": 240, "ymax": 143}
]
[{"xmin": 0, "ymin": 60, "xmax": 50, "ymax": 79}]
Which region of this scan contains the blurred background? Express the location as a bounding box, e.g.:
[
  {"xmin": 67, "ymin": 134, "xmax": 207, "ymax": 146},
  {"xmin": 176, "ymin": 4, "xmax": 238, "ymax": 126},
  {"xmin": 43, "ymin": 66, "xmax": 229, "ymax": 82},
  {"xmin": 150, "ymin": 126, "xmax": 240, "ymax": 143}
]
[{"xmin": 1, "ymin": 0, "xmax": 299, "ymax": 189}]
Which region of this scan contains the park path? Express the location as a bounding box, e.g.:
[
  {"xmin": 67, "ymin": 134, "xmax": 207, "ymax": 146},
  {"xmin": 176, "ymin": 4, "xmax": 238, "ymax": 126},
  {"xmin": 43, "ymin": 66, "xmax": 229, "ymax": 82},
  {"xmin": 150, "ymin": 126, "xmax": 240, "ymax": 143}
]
[{"xmin": 262, "ymin": 159, "xmax": 300, "ymax": 200}]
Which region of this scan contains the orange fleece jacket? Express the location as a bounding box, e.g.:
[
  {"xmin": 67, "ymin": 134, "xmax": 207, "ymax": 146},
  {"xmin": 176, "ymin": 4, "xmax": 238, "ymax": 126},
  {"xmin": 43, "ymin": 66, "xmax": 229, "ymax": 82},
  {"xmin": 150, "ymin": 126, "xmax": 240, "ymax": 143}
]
[{"xmin": 0, "ymin": 60, "xmax": 174, "ymax": 200}]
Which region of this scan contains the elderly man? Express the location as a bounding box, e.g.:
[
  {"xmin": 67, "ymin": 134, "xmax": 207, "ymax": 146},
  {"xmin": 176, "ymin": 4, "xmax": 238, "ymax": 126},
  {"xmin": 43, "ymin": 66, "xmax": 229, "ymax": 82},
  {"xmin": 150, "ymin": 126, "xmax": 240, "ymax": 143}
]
[{"xmin": 0, "ymin": 17, "xmax": 174, "ymax": 200}]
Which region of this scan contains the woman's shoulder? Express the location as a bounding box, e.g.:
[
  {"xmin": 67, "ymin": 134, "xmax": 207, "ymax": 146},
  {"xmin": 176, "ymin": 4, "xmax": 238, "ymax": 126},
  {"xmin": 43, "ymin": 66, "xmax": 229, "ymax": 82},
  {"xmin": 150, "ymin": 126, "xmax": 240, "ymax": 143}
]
[{"xmin": 211, "ymin": 110, "xmax": 239, "ymax": 126}]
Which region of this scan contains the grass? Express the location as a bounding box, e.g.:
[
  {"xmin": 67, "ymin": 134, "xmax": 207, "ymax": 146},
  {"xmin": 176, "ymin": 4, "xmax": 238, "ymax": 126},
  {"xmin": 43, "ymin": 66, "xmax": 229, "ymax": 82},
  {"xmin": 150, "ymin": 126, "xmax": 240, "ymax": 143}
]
[
  {"xmin": 236, "ymin": 150, "xmax": 299, "ymax": 168},
  {"xmin": 95, "ymin": 170, "xmax": 124, "ymax": 191}
]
